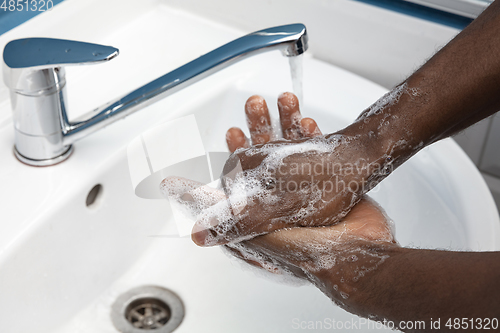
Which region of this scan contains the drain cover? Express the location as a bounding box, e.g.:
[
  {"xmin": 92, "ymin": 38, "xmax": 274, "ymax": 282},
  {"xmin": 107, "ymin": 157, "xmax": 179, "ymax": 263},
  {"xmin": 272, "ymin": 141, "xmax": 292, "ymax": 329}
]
[
  {"xmin": 111, "ymin": 286, "xmax": 184, "ymax": 333},
  {"xmin": 126, "ymin": 297, "xmax": 170, "ymax": 329}
]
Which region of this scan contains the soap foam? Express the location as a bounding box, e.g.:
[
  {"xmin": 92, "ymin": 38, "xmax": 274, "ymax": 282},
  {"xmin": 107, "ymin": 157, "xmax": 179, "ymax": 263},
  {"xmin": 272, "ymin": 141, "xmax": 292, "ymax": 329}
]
[
  {"xmin": 223, "ymin": 243, "xmax": 307, "ymax": 287},
  {"xmin": 161, "ymin": 132, "xmax": 395, "ymax": 249},
  {"xmin": 187, "ymin": 135, "xmax": 345, "ymax": 245},
  {"xmin": 357, "ymin": 83, "xmax": 407, "ymax": 120},
  {"xmin": 160, "ymin": 141, "xmax": 396, "ymax": 295},
  {"xmin": 357, "ymin": 83, "xmax": 422, "ymax": 122},
  {"xmin": 162, "ymin": 175, "xmax": 394, "ymax": 294}
]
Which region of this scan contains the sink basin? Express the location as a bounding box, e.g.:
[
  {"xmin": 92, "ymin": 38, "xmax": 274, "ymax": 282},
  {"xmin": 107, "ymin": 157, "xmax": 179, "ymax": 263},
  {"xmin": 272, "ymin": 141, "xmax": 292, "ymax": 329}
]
[{"xmin": 0, "ymin": 0, "xmax": 498, "ymax": 332}]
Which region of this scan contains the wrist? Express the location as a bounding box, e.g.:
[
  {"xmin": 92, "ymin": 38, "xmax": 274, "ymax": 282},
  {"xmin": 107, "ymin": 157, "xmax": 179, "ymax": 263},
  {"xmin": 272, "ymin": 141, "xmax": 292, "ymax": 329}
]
[
  {"xmin": 335, "ymin": 80, "xmax": 432, "ymax": 185},
  {"xmin": 325, "ymin": 124, "xmax": 400, "ymax": 196}
]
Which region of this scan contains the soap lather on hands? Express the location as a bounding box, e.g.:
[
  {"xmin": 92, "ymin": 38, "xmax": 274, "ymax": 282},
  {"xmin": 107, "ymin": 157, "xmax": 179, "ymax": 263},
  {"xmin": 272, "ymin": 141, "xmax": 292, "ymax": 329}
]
[
  {"xmin": 161, "ymin": 92, "xmax": 391, "ymax": 247},
  {"xmin": 160, "ymin": 92, "xmax": 399, "ymax": 310}
]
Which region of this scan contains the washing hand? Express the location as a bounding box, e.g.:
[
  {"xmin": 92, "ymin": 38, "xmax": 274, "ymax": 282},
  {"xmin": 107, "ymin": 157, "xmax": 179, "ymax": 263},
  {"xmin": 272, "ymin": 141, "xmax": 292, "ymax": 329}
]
[
  {"xmin": 225, "ymin": 196, "xmax": 397, "ymax": 308},
  {"xmin": 187, "ymin": 93, "xmax": 392, "ymax": 246},
  {"xmin": 160, "ymin": 92, "xmax": 398, "ymax": 306},
  {"xmin": 216, "ymin": 93, "xmax": 398, "ymax": 311}
]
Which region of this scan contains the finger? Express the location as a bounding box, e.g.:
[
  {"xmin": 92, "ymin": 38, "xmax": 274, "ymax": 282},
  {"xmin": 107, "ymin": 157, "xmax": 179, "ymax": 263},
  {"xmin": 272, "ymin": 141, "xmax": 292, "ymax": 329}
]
[
  {"xmin": 300, "ymin": 117, "xmax": 322, "ymax": 137},
  {"xmin": 226, "ymin": 127, "xmax": 250, "ymax": 153},
  {"xmin": 161, "ymin": 176, "xmax": 226, "ymax": 216},
  {"xmin": 191, "ymin": 197, "xmax": 292, "ymax": 247},
  {"xmin": 184, "ymin": 184, "xmax": 227, "ymax": 210},
  {"xmin": 224, "ymin": 244, "xmax": 245, "ymax": 259},
  {"xmin": 225, "ymin": 244, "xmax": 287, "ymax": 275},
  {"xmin": 245, "ymin": 95, "xmax": 273, "ymax": 145},
  {"xmin": 191, "ymin": 196, "xmax": 244, "ymax": 246},
  {"xmin": 278, "ymin": 92, "xmax": 303, "ymax": 140},
  {"xmin": 224, "ymin": 245, "xmax": 265, "ymax": 269},
  {"xmin": 159, "ymin": 176, "xmax": 204, "ymax": 199}
]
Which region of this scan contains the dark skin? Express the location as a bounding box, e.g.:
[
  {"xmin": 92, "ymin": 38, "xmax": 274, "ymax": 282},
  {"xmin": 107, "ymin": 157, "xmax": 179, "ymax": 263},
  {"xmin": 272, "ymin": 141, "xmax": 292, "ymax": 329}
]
[
  {"xmin": 192, "ymin": 94, "xmax": 383, "ymax": 245},
  {"xmin": 161, "ymin": 1, "xmax": 500, "ymax": 331}
]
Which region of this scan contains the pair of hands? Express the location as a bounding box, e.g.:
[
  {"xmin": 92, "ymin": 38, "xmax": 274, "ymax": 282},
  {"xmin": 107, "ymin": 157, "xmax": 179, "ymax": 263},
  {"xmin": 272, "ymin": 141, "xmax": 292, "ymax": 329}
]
[{"xmin": 161, "ymin": 92, "xmax": 398, "ymax": 306}]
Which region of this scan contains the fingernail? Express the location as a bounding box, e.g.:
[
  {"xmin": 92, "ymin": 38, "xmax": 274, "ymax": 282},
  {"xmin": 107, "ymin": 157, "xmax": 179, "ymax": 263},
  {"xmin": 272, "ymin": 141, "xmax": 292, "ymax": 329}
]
[
  {"xmin": 180, "ymin": 192, "xmax": 194, "ymax": 202},
  {"xmin": 300, "ymin": 118, "xmax": 314, "ymax": 134},
  {"xmin": 191, "ymin": 227, "xmax": 210, "ymax": 246}
]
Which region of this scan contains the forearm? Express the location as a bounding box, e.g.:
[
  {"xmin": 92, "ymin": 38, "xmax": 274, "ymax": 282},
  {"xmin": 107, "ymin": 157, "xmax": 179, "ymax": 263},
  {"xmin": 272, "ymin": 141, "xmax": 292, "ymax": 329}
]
[
  {"xmin": 403, "ymin": 0, "xmax": 500, "ymax": 140},
  {"xmin": 311, "ymin": 243, "xmax": 500, "ymax": 331}
]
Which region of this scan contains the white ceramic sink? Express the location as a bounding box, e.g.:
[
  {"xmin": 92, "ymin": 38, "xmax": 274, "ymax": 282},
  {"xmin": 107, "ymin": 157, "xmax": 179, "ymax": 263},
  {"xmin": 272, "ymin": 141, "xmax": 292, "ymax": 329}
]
[{"xmin": 0, "ymin": 1, "xmax": 499, "ymax": 332}]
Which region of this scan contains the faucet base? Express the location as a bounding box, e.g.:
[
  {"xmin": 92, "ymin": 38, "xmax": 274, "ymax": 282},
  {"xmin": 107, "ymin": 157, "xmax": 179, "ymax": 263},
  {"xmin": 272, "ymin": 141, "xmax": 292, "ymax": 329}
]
[{"xmin": 14, "ymin": 145, "xmax": 73, "ymax": 167}]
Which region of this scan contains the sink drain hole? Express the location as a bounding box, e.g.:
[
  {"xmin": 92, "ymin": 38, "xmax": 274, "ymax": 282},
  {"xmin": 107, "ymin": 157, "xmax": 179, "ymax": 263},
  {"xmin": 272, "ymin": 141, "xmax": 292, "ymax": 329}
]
[
  {"xmin": 126, "ymin": 298, "xmax": 171, "ymax": 330},
  {"xmin": 112, "ymin": 285, "xmax": 184, "ymax": 333}
]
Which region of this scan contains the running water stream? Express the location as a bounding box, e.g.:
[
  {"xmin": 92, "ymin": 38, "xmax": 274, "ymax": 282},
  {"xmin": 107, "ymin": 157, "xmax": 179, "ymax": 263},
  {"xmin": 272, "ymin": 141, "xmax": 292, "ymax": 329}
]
[{"xmin": 289, "ymin": 54, "xmax": 304, "ymax": 106}]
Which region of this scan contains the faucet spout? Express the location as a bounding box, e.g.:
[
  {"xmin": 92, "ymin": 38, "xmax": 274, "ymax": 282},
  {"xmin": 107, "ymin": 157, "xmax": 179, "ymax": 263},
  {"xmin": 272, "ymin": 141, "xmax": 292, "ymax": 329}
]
[
  {"xmin": 3, "ymin": 24, "xmax": 308, "ymax": 166},
  {"xmin": 63, "ymin": 23, "xmax": 307, "ymax": 145}
]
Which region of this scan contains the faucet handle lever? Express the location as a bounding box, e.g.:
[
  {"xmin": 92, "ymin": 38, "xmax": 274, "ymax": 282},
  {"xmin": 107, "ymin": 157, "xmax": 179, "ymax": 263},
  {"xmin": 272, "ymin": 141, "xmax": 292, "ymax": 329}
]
[{"xmin": 3, "ymin": 37, "xmax": 119, "ymax": 69}]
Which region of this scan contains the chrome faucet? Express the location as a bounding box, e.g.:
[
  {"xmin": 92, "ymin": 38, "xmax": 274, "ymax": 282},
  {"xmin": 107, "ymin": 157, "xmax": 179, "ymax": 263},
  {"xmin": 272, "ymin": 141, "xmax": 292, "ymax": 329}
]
[{"xmin": 2, "ymin": 24, "xmax": 308, "ymax": 166}]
